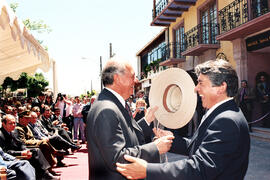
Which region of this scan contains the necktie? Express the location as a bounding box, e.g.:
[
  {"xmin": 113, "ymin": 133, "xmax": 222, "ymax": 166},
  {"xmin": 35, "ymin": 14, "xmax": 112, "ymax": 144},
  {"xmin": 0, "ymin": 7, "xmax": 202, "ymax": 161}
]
[
  {"xmin": 63, "ymin": 103, "xmax": 66, "ymax": 118},
  {"xmin": 125, "ymin": 102, "xmax": 132, "ymax": 118}
]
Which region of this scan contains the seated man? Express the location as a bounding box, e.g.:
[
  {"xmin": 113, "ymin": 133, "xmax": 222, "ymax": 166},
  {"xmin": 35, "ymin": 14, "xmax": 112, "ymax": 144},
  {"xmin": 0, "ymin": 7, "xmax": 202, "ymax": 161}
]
[
  {"xmin": 14, "ymin": 110, "xmax": 66, "ymax": 168},
  {"xmin": 0, "ymin": 114, "xmax": 60, "ymax": 179},
  {"xmin": 0, "ymin": 146, "xmax": 35, "ymax": 180},
  {"xmin": 51, "ymin": 107, "xmax": 67, "ymax": 129},
  {"xmin": 28, "ymin": 111, "xmax": 80, "ymax": 155},
  {"xmin": 51, "ymin": 107, "xmax": 73, "ymax": 139},
  {"xmin": 40, "ymin": 106, "xmax": 76, "ymax": 148}
]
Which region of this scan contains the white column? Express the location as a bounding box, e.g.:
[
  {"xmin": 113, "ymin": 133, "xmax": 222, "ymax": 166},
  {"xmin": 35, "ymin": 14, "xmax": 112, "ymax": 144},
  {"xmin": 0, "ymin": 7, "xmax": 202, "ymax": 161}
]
[{"xmin": 52, "ymin": 60, "xmax": 58, "ymax": 100}]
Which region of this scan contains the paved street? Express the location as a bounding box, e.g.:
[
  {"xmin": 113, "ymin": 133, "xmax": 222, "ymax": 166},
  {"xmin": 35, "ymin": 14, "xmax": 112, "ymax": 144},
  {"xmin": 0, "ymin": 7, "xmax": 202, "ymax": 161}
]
[
  {"xmin": 167, "ymin": 137, "xmax": 270, "ymax": 179},
  {"xmin": 245, "ymin": 137, "xmax": 270, "ymax": 180}
]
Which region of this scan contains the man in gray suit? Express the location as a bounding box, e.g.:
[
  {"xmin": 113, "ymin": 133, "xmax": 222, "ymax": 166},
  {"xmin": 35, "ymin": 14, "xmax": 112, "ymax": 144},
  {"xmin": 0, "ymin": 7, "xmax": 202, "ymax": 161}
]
[
  {"xmin": 117, "ymin": 59, "xmax": 250, "ymax": 180},
  {"xmin": 86, "ymin": 59, "xmax": 174, "ymax": 180}
]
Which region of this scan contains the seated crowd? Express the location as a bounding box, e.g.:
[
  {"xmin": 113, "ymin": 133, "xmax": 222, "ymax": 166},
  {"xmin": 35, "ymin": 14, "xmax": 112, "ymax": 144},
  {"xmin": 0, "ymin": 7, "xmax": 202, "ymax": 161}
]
[{"xmin": 0, "ymin": 92, "xmax": 92, "ymax": 180}]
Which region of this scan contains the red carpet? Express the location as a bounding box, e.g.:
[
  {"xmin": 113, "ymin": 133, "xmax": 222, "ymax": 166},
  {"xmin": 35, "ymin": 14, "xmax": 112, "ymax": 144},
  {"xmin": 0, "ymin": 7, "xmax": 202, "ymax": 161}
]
[{"xmin": 54, "ymin": 143, "xmax": 88, "ymax": 180}]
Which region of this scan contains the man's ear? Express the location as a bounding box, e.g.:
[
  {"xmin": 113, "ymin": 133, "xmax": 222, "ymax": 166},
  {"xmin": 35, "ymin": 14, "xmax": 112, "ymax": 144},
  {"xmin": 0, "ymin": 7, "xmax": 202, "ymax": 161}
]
[
  {"xmin": 113, "ymin": 74, "xmax": 120, "ymax": 86},
  {"xmin": 218, "ymin": 82, "xmax": 227, "ymax": 95}
]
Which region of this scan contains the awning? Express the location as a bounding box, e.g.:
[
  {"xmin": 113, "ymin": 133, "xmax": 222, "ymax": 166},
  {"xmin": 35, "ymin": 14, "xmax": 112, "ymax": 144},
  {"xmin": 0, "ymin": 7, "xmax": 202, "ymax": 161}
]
[{"xmin": 0, "ymin": 0, "xmax": 51, "ymax": 85}]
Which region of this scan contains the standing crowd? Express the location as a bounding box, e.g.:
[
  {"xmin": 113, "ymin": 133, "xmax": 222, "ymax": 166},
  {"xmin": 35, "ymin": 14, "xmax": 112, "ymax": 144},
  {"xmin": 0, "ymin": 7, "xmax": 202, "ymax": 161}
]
[
  {"xmin": 235, "ymin": 73, "xmax": 270, "ymax": 131},
  {"xmin": 0, "ymin": 92, "xmax": 96, "ymax": 179}
]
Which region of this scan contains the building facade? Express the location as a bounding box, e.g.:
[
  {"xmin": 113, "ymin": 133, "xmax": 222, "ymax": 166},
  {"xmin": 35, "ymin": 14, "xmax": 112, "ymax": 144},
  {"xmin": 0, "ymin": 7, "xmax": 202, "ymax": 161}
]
[{"xmin": 137, "ymin": 0, "xmax": 270, "ymax": 120}]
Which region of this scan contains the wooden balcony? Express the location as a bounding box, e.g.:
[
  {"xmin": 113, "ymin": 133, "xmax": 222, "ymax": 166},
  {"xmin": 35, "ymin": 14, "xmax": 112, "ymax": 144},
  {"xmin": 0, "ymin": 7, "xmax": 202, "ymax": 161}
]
[{"xmin": 152, "ymin": 0, "xmax": 197, "ymax": 26}]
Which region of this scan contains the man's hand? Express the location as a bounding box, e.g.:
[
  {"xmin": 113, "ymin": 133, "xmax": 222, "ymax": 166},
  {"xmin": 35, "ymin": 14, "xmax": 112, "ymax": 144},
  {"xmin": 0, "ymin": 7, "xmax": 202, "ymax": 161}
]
[
  {"xmin": 52, "ymin": 120, "xmax": 59, "ymax": 126},
  {"xmin": 21, "ymin": 150, "xmax": 32, "ymax": 159},
  {"xmin": 145, "ymin": 106, "xmax": 158, "ymax": 124},
  {"xmin": 154, "ymin": 135, "xmax": 174, "ymax": 154},
  {"xmin": 116, "ymin": 155, "xmax": 147, "ymax": 179},
  {"xmin": 153, "ymin": 128, "xmax": 173, "ymax": 138}
]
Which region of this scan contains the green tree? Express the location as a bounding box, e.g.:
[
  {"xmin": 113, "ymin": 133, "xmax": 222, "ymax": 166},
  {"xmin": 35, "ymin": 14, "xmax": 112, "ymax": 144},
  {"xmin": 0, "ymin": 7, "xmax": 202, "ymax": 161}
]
[
  {"xmin": 2, "ymin": 77, "xmax": 17, "ymax": 91},
  {"xmin": 17, "ymin": 72, "xmax": 29, "ymax": 89},
  {"xmin": 1, "ymin": 73, "xmax": 49, "ymax": 98},
  {"xmin": 27, "ymin": 73, "xmax": 49, "ymax": 97}
]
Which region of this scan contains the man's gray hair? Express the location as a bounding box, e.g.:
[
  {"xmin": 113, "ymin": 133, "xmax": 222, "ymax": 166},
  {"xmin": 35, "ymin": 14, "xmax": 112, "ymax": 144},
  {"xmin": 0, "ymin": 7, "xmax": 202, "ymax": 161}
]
[
  {"xmin": 195, "ymin": 59, "xmax": 238, "ymax": 97},
  {"xmin": 101, "ymin": 60, "xmax": 126, "ymax": 86}
]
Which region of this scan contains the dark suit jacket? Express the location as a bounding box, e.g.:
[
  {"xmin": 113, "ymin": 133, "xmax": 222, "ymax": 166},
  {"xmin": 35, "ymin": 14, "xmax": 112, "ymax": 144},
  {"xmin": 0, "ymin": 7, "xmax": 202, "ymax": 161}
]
[
  {"xmin": 0, "ymin": 128, "xmax": 51, "ymax": 174},
  {"xmin": 235, "ymin": 87, "xmax": 255, "ymax": 111},
  {"xmin": 147, "ymin": 99, "xmax": 250, "ymax": 180},
  {"xmin": 0, "ymin": 127, "xmax": 27, "ymax": 156},
  {"xmin": 87, "ymin": 88, "xmax": 160, "ymax": 180}
]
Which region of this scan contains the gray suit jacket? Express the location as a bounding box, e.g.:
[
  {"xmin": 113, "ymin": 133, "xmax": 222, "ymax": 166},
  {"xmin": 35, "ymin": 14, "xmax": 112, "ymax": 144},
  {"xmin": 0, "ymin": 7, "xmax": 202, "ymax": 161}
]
[
  {"xmin": 87, "ymin": 88, "xmax": 160, "ymax": 180},
  {"xmin": 147, "ymin": 100, "xmax": 250, "ymax": 180}
]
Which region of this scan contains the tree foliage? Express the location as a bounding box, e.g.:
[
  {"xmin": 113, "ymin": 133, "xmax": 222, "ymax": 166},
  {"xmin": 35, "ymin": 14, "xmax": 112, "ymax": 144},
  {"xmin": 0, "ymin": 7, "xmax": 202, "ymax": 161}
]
[
  {"xmin": 1, "ymin": 72, "xmax": 49, "ymax": 97},
  {"xmin": 9, "ymin": 2, "xmax": 18, "ymax": 12},
  {"xmin": 23, "ymin": 19, "xmax": 52, "ymax": 34},
  {"xmin": 10, "ymin": 2, "xmax": 52, "ymax": 50}
]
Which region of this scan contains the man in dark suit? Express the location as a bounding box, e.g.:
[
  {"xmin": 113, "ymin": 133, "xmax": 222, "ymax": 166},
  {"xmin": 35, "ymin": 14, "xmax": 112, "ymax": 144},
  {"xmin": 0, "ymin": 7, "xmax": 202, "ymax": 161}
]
[
  {"xmin": 0, "ymin": 114, "xmax": 60, "ymax": 179},
  {"xmin": 235, "ymin": 80, "xmax": 255, "ymax": 131},
  {"xmin": 256, "ymin": 74, "xmax": 270, "ymax": 127},
  {"xmin": 14, "ymin": 110, "xmax": 66, "ymax": 169},
  {"xmin": 116, "ymin": 59, "xmax": 250, "ymax": 180},
  {"xmin": 87, "ymin": 59, "xmax": 174, "ymax": 180}
]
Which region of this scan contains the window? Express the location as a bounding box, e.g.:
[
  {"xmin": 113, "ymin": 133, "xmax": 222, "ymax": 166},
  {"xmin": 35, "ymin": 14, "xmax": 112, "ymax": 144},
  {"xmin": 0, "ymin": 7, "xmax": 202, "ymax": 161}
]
[
  {"xmin": 200, "ymin": 1, "xmax": 218, "ymax": 44},
  {"xmin": 252, "ymin": 0, "xmax": 269, "ymax": 18},
  {"xmin": 175, "ymin": 26, "xmax": 185, "ymax": 58}
]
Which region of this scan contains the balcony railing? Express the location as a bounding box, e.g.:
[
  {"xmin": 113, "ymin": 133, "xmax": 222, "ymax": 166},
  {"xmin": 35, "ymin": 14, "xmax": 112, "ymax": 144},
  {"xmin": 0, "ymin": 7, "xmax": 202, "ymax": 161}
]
[
  {"xmin": 140, "ymin": 42, "xmax": 185, "ymax": 79},
  {"xmin": 219, "ymin": 0, "xmax": 269, "ymax": 34},
  {"xmin": 153, "ymin": 0, "xmax": 168, "ymax": 19},
  {"xmin": 148, "ymin": 42, "xmax": 185, "ymax": 63},
  {"xmin": 184, "ymin": 22, "xmax": 219, "ymax": 50},
  {"xmin": 148, "ymin": 43, "xmax": 169, "ymax": 63}
]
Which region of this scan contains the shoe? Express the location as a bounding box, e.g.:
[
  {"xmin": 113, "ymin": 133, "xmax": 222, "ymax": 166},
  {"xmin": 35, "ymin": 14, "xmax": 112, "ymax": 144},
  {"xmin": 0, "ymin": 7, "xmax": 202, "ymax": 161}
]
[
  {"xmin": 54, "ymin": 150, "xmax": 66, "ymax": 156},
  {"xmin": 64, "ymin": 150, "xmax": 70, "ymax": 155},
  {"xmin": 71, "ymin": 144, "xmax": 81, "ymax": 150},
  {"xmin": 42, "ymin": 171, "xmax": 60, "ymax": 180},
  {"xmin": 48, "ymin": 169, "xmax": 61, "ymax": 176},
  {"xmin": 56, "ymin": 161, "xmax": 68, "ymax": 167},
  {"xmin": 71, "ymin": 145, "xmax": 81, "ymax": 152}
]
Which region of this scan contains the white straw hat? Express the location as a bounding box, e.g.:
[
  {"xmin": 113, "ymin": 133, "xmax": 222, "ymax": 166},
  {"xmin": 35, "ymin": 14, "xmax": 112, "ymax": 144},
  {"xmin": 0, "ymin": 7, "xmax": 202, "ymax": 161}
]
[{"xmin": 149, "ymin": 68, "xmax": 197, "ymax": 129}]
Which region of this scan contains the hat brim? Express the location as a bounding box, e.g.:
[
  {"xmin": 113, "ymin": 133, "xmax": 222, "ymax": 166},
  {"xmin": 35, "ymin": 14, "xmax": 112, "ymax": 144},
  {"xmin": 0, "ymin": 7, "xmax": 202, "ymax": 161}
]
[{"xmin": 149, "ymin": 68, "xmax": 197, "ymax": 129}]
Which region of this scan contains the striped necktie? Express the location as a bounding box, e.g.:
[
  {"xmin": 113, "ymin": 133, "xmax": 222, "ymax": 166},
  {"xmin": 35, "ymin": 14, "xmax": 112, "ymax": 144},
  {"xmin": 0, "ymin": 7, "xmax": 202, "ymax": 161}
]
[{"xmin": 125, "ymin": 102, "xmax": 132, "ymax": 117}]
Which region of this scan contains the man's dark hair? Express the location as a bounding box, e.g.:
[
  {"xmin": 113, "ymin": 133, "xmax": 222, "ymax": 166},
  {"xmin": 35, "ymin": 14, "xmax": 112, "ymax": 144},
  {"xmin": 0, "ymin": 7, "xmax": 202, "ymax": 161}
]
[
  {"xmin": 195, "ymin": 59, "xmax": 238, "ymax": 97},
  {"xmin": 54, "ymin": 107, "xmax": 60, "ymax": 111}
]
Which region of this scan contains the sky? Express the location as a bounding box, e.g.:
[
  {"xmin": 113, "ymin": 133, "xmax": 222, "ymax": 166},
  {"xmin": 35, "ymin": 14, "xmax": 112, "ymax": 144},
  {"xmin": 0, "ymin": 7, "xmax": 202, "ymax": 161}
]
[{"xmin": 8, "ymin": 0, "xmax": 163, "ymax": 96}]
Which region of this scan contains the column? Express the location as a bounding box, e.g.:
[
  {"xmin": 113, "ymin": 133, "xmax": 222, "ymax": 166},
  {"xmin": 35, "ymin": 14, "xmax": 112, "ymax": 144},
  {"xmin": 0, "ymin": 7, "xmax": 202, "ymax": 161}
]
[{"xmin": 232, "ymin": 38, "xmax": 248, "ymax": 82}]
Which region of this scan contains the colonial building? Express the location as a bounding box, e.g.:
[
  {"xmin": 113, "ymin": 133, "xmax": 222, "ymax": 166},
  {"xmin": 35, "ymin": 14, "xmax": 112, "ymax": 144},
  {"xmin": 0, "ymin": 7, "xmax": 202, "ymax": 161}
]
[{"xmin": 137, "ymin": 0, "xmax": 270, "ymax": 119}]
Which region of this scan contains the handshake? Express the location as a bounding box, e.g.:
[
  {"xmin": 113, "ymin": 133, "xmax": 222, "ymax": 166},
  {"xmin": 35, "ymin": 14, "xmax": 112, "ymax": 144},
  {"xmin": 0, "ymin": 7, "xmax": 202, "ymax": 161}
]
[{"xmin": 152, "ymin": 128, "xmax": 174, "ymax": 154}]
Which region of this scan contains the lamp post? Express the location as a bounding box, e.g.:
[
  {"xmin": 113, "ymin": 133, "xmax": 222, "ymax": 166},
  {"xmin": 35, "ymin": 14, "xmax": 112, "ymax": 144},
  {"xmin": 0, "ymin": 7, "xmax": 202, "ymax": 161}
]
[
  {"xmin": 100, "ymin": 56, "xmax": 103, "ymax": 90},
  {"xmin": 81, "ymin": 56, "xmax": 103, "ymax": 92}
]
